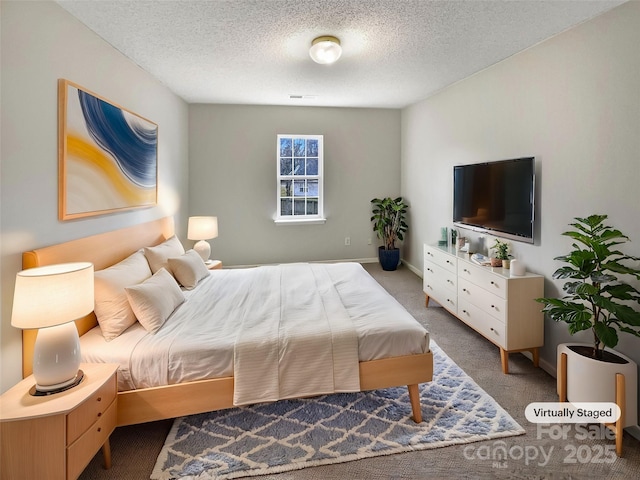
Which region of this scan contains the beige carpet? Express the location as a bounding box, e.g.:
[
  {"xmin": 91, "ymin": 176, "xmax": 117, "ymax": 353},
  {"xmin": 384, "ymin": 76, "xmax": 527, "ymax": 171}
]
[{"xmin": 79, "ymin": 262, "xmax": 640, "ymax": 480}]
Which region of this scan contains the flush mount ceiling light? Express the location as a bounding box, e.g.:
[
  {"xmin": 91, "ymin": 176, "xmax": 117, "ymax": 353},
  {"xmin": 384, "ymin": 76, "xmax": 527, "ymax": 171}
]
[{"xmin": 309, "ymin": 36, "xmax": 342, "ymax": 65}]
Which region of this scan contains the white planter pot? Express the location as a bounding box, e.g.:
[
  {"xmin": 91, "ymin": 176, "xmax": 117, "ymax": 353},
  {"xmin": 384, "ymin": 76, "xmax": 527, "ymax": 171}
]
[{"xmin": 558, "ymin": 343, "xmax": 638, "ymax": 428}]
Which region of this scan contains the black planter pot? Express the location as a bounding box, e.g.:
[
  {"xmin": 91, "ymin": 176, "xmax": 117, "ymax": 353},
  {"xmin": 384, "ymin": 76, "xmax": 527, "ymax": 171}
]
[{"xmin": 378, "ymin": 247, "xmax": 400, "ymax": 271}]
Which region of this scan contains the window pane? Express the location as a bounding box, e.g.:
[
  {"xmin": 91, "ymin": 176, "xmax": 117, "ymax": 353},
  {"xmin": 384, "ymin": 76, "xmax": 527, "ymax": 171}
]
[
  {"xmin": 294, "ymin": 158, "xmax": 305, "ymax": 175},
  {"xmin": 294, "ymin": 179, "xmax": 306, "ymax": 196},
  {"xmin": 307, "ymin": 179, "xmax": 318, "ymax": 196},
  {"xmin": 280, "ymin": 138, "xmax": 292, "ymax": 157},
  {"xmin": 307, "ymin": 139, "xmax": 318, "ymax": 157},
  {"xmin": 281, "ymin": 198, "xmax": 292, "ymax": 216},
  {"xmin": 294, "ymin": 198, "xmax": 306, "ymax": 215},
  {"xmin": 306, "ymin": 158, "xmax": 318, "ymax": 176},
  {"xmin": 307, "ymin": 198, "xmax": 318, "ymax": 215},
  {"xmin": 280, "ymin": 158, "xmax": 292, "ymax": 175},
  {"xmin": 280, "ymin": 180, "xmax": 292, "ymax": 197},
  {"xmin": 294, "ymin": 138, "xmax": 305, "ymax": 157}
]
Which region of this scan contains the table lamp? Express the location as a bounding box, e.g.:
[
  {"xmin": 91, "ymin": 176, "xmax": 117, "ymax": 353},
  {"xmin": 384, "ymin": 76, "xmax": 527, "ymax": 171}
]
[
  {"xmin": 187, "ymin": 216, "xmax": 218, "ymax": 263},
  {"xmin": 11, "ymin": 262, "xmax": 94, "ymax": 395}
]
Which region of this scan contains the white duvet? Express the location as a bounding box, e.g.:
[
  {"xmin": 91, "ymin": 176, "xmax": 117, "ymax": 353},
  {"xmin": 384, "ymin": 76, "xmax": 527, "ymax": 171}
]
[{"xmin": 80, "ymin": 262, "xmax": 429, "ymax": 404}]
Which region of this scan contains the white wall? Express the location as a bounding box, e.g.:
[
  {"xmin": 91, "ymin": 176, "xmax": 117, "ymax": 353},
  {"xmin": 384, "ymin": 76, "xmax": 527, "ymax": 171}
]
[
  {"xmin": 402, "ymin": 1, "xmax": 640, "ymax": 415},
  {"xmin": 0, "ymin": 1, "xmax": 190, "ymax": 392},
  {"xmin": 189, "ymin": 104, "xmax": 401, "ymax": 266}
]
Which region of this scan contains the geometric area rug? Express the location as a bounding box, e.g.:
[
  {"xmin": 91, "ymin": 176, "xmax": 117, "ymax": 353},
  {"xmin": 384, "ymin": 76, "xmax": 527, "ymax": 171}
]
[{"xmin": 151, "ymin": 341, "xmax": 524, "ymax": 480}]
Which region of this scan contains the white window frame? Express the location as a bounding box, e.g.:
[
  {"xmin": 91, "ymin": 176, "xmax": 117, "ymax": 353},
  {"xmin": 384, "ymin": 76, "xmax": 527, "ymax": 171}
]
[{"xmin": 275, "ymin": 134, "xmax": 326, "ymax": 225}]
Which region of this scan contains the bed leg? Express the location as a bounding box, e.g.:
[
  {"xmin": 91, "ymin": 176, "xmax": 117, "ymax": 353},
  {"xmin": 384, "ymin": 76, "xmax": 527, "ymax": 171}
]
[{"xmin": 408, "ymin": 384, "xmax": 422, "ymax": 423}]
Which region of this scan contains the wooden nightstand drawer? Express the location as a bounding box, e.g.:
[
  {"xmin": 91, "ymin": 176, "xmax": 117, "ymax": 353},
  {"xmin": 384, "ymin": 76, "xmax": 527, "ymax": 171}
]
[
  {"xmin": 67, "ymin": 372, "xmax": 117, "ymax": 444},
  {"xmin": 0, "ymin": 363, "xmax": 118, "ymax": 480},
  {"xmin": 67, "ymin": 399, "xmax": 117, "ymax": 480}
]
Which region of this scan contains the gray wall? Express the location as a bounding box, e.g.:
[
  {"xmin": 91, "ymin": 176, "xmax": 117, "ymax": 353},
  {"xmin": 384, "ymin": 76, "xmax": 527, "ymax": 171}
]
[
  {"xmin": 401, "ymin": 1, "xmax": 640, "ymax": 419},
  {"xmin": 189, "ymin": 105, "xmax": 401, "ymax": 266},
  {"xmin": 0, "ymin": 1, "xmax": 189, "ymax": 392}
]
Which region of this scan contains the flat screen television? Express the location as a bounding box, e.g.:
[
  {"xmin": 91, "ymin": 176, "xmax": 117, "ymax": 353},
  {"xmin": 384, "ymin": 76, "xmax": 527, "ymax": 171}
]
[{"xmin": 453, "ymin": 157, "xmax": 535, "ymax": 244}]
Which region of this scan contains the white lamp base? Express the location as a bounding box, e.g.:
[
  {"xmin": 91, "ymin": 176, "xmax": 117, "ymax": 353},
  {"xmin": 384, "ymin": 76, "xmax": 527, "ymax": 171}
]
[
  {"xmin": 32, "ymin": 322, "xmax": 82, "ymax": 394},
  {"xmin": 193, "ymin": 240, "xmax": 211, "ymax": 262}
]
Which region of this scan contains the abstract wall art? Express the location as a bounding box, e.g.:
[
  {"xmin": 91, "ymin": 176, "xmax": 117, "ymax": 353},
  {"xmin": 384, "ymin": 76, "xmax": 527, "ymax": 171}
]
[{"xmin": 58, "ymin": 79, "xmax": 158, "ymax": 220}]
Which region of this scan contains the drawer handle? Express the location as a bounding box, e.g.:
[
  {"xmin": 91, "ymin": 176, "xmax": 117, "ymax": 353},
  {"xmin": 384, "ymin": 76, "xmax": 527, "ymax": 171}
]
[
  {"xmin": 427, "ymin": 252, "xmax": 433, "ymax": 256},
  {"xmin": 462, "ymin": 309, "xmax": 467, "ymax": 314},
  {"xmin": 427, "ymin": 268, "xmax": 433, "ymax": 273},
  {"xmin": 490, "ymin": 328, "xmax": 498, "ymax": 335},
  {"xmin": 462, "ymin": 288, "xmax": 467, "ymax": 292},
  {"xmin": 97, "ymin": 412, "xmax": 102, "ymax": 417},
  {"xmin": 447, "ymin": 299, "xmax": 453, "ymax": 304},
  {"xmin": 447, "ymin": 279, "xmax": 453, "ymax": 284},
  {"xmin": 97, "ymin": 397, "xmax": 102, "ymax": 402},
  {"xmin": 491, "ymin": 305, "xmax": 495, "ymax": 309},
  {"xmin": 97, "ymin": 427, "xmax": 102, "ymax": 433},
  {"xmin": 446, "ymin": 260, "xmax": 453, "ymax": 265},
  {"xmin": 463, "ymin": 268, "xmax": 469, "ymax": 273}
]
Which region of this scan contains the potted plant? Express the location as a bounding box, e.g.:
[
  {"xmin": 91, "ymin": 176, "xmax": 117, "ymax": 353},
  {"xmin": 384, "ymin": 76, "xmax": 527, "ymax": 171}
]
[
  {"xmin": 536, "ymin": 214, "xmax": 640, "ymax": 428},
  {"xmin": 370, "ymin": 197, "xmax": 409, "ymax": 271},
  {"xmin": 490, "ymin": 238, "xmax": 511, "ymax": 268}
]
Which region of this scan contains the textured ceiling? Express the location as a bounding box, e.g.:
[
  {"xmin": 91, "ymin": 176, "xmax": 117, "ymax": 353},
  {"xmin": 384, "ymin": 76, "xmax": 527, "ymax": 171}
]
[{"xmin": 56, "ymin": 0, "xmax": 625, "ymax": 108}]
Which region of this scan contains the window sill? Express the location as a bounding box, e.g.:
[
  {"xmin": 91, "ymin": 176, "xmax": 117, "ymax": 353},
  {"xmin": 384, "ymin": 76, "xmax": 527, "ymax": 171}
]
[{"xmin": 275, "ymin": 217, "xmax": 327, "ymax": 226}]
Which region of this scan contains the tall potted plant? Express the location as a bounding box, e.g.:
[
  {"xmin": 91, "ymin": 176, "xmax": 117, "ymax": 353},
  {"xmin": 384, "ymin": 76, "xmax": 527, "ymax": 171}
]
[
  {"xmin": 536, "ymin": 214, "xmax": 640, "ymax": 428},
  {"xmin": 370, "ymin": 197, "xmax": 409, "ymax": 271}
]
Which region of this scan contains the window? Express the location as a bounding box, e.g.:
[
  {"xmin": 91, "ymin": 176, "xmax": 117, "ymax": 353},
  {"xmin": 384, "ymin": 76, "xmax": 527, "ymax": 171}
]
[{"xmin": 276, "ymin": 134, "xmax": 325, "ymax": 224}]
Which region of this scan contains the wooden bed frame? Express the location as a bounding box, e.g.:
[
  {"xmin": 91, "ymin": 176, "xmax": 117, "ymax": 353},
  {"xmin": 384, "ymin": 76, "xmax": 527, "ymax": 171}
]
[{"xmin": 21, "ymin": 217, "xmax": 433, "ymax": 426}]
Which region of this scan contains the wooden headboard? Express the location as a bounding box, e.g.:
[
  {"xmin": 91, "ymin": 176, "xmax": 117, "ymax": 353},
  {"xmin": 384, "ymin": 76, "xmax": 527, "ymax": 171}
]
[{"xmin": 21, "ymin": 216, "xmax": 175, "ymax": 378}]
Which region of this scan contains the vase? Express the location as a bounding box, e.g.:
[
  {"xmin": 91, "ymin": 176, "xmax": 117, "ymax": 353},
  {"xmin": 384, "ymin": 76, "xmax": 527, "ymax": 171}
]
[
  {"xmin": 490, "ymin": 257, "xmax": 502, "ymax": 267},
  {"xmin": 378, "ymin": 246, "xmax": 400, "ymax": 271},
  {"xmin": 502, "ymin": 259, "xmax": 510, "ymax": 269},
  {"xmin": 557, "ymin": 343, "xmax": 638, "ymax": 428}
]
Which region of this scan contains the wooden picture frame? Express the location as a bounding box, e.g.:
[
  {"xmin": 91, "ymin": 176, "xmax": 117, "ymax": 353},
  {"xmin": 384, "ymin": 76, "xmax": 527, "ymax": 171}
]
[{"xmin": 58, "ymin": 79, "xmax": 158, "ymax": 220}]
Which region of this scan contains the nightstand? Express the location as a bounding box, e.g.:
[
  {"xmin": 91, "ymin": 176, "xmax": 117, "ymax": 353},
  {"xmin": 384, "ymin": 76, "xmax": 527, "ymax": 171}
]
[
  {"xmin": 0, "ymin": 363, "xmax": 118, "ymax": 480},
  {"xmin": 206, "ymin": 260, "xmax": 222, "ymax": 270}
]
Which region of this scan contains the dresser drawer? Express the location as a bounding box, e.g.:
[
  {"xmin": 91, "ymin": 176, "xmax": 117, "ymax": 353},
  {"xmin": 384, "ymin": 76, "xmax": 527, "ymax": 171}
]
[
  {"xmin": 424, "ymin": 281, "xmax": 457, "ymax": 313},
  {"xmin": 67, "ymin": 372, "xmax": 117, "ymax": 445},
  {"xmin": 424, "ymin": 245, "xmax": 457, "ymax": 274},
  {"xmin": 458, "ymin": 278, "xmax": 507, "ymax": 323},
  {"xmin": 458, "ymin": 261, "xmax": 507, "ymax": 299},
  {"xmin": 458, "ymin": 299, "xmax": 506, "ymax": 348},
  {"xmin": 67, "ymin": 399, "xmax": 117, "ymax": 480},
  {"xmin": 424, "ymin": 260, "xmax": 457, "ymax": 293}
]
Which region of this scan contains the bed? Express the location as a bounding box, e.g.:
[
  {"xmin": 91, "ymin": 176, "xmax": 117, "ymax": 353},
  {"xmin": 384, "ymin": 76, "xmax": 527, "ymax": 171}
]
[{"xmin": 21, "ymin": 217, "xmax": 433, "ymax": 427}]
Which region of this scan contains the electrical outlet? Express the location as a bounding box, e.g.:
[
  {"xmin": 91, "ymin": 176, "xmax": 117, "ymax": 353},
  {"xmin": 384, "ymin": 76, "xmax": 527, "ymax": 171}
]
[
  {"xmin": 367, "ymin": 238, "xmax": 372, "ymax": 245},
  {"xmin": 345, "ymin": 237, "xmax": 351, "ymax": 246}
]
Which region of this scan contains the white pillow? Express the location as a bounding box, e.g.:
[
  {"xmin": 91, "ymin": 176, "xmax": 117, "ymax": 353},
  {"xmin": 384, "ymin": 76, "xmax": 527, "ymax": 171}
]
[
  {"xmin": 94, "ymin": 250, "xmax": 152, "ymax": 341},
  {"xmin": 125, "ymin": 268, "xmax": 185, "ymax": 334},
  {"xmin": 144, "ymin": 236, "xmax": 185, "ymax": 274},
  {"xmin": 168, "ymin": 249, "xmax": 210, "ymax": 289}
]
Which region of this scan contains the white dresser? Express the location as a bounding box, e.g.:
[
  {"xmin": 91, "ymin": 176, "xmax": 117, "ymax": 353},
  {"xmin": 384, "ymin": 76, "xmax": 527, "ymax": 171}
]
[{"xmin": 423, "ymin": 243, "xmax": 544, "ymax": 373}]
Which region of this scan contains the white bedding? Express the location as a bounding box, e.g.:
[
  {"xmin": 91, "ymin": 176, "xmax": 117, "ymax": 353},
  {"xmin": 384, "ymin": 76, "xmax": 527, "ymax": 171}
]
[{"xmin": 80, "ymin": 262, "xmax": 429, "ymax": 401}]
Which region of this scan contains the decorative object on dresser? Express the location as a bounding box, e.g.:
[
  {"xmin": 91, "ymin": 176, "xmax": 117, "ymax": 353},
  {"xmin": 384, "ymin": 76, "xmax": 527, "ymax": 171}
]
[
  {"xmin": 187, "ymin": 215, "xmax": 218, "ymax": 263},
  {"xmin": 0, "ymin": 363, "xmax": 118, "ymax": 480},
  {"xmin": 11, "ymin": 262, "xmax": 94, "ymax": 394},
  {"xmin": 58, "ymin": 79, "xmax": 158, "ymax": 220},
  {"xmin": 423, "ymin": 243, "xmax": 544, "ymax": 374},
  {"xmin": 490, "ymin": 238, "xmax": 511, "ymax": 268},
  {"xmin": 370, "ymin": 196, "xmax": 409, "ymax": 271},
  {"xmin": 536, "ymin": 214, "xmax": 640, "ymax": 456}
]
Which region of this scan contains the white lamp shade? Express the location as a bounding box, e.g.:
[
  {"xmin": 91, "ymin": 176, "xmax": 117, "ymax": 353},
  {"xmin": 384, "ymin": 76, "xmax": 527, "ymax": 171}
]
[
  {"xmin": 12, "ymin": 262, "xmax": 93, "ymax": 393},
  {"xmin": 12, "ymin": 262, "xmax": 94, "ymax": 330},
  {"xmin": 187, "ymin": 216, "xmax": 218, "ymax": 241},
  {"xmin": 309, "ymin": 36, "xmax": 342, "ymax": 64}
]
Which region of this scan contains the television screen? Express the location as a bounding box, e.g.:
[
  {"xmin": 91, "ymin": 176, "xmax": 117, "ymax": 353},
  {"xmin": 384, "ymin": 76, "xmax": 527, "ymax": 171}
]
[{"xmin": 453, "ymin": 157, "xmax": 535, "ymax": 243}]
